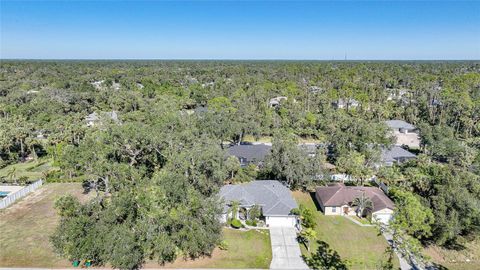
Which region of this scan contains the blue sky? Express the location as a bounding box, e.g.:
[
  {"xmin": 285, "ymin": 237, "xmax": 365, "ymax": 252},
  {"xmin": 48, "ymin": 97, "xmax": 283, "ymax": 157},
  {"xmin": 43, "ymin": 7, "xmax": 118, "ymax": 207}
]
[{"xmin": 1, "ymin": 1, "xmax": 479, "ymax": 59}]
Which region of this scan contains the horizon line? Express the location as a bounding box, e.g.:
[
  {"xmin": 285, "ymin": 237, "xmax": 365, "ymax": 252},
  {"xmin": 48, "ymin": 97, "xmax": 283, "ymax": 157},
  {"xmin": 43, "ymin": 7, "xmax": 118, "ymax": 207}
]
[{"xmin": 2, "ymin": 58, "xmax": 480, "ymax": 62}]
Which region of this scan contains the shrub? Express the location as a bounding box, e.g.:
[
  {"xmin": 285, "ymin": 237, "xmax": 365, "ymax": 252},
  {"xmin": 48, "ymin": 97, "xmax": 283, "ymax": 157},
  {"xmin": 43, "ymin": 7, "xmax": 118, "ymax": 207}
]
[
  {"xmin": 218, "ymin": 240, "xmax": 229, "ymax": 250},
  {"xmin": 245, "ymin": 220, "xmax": 257, "ymax": 227},
  {"xmin": 230, "ymin": 219, "xmax": 242, "ymax": 229}
]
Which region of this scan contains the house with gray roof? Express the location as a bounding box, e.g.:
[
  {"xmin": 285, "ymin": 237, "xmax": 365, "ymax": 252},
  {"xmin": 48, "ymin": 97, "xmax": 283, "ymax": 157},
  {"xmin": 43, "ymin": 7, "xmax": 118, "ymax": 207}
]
[
  {"xmin": 385, "ymin": 120, "xmax": 420, "ymax": 148},
  {"xmin": 226, "ymin": 144, "xmax": 272, "ymax": 167},
  {"xmin": 219, "ymin": 180, "xmax": 299, "ymax": 227},
  {"xmin": 385, "ymin": 120, "xmax": 416, "ymax": 133},
  {"xmin": 380, "ymin": 146, "xmax": 416, "ymax": 166}
]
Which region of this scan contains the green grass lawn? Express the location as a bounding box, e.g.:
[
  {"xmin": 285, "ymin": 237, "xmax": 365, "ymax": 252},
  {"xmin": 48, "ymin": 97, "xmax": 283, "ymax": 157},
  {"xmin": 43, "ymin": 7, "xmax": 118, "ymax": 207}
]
[
  {"xmin": 0, "ymin": 182, "xmax": 271, "ymax": 269},
  {"xmin": 154, "ymin": 228, "xmax": 272, "ymax": 269},
  {"xmin": 0, "ymin": 158, "xmax": 58, "ymax": 182},
  {"xmin": 293, "ymin": 191, "xmax": 399, "ymax": 270},
  {"xmin": 0, "ymin": 183, "xmax": 91, "ymax": 268}
]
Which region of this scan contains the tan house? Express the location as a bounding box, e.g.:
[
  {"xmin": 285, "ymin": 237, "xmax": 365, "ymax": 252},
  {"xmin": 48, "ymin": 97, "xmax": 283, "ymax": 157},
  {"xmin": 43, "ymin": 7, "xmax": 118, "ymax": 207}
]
[{"xmin": 315, "ymin": 183, "xmax": 394, "ymax": 224}]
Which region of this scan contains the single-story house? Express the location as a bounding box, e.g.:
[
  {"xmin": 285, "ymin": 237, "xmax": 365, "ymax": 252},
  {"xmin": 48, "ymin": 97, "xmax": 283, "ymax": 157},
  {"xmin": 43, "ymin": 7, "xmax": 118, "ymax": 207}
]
[
  {"xmin": 380, "ymin": 146, "xmax": 416, "ymax": 166},
  {"xmin": 385, "ymin": 120, "xmax": 420, "ymax": 148},
  {"xmin": 226, "ymin": 144, "xmax": 272, "ymax": 167},
  {"xmin": 85, "ymin": 111, "xmax": 119, "ymax": 127},
  {"xmin": 219, "ymin": 180, "xmax": 299, "ymax": 227},
  {"xmin": 315, "ymin": 183, "xmax": 394, "ymax": 224},
  {"xmin": 332, "ymin": 98, "xmax": 360, "ymax": 109},
  {"xmin": 385, "ymin": 120, "xmax": 416, "ymax": 134},
  {"xmin": 268, "ymin": 96, "xmax": 288, "ymax": 108}
]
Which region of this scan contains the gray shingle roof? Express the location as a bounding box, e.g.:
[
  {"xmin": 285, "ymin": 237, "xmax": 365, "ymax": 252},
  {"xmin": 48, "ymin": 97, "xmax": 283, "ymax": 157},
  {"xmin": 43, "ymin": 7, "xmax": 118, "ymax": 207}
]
[
  {"xmin": 385, "ymin": 120, "xmax": 415, "ymax": 130},
  {"xmin": 227, "ymin": 144, "xmax": 272, "ymax": 163},
  {"xmin": 381, "ymin": 146, "xmax": 416, "ymax": 163},
  {"xmin": 219, "ymin": 180, "xmax": 298, "ymax": 216}
]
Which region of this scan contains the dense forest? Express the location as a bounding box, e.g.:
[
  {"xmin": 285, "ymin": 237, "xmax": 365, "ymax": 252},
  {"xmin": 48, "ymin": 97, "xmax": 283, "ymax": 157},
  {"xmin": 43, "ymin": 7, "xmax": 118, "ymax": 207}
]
[{"xmin": 1, "ymin": 61, "xmax": 479, "ymax": 269}]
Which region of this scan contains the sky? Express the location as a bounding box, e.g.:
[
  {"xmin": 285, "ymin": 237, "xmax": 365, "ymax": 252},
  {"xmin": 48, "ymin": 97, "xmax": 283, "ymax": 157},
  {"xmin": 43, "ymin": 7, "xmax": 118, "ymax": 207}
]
[{"xmin": 1, "ymin": 0, "xmax": 479, "ymax": 60}]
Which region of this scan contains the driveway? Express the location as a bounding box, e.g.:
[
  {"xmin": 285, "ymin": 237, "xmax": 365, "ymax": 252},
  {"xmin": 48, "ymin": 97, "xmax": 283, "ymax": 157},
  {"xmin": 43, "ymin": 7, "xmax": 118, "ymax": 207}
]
[{"xmin": 269, "ymin": 227, "xmax": 309, "ymax": 269}]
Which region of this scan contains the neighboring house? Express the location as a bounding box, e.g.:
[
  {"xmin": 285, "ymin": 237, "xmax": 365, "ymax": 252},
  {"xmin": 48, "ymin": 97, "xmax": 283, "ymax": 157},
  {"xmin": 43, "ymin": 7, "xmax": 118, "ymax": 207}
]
[
  {"xmin": 298, "ymin": 143, "xmax": 320, "ymax": 157},
  {"xmin": 332, "ymin": 98, "xmax": 360, "ymax": 109},
  {"xmin": 227, "ymin": 144, "xmax": 272, "ymax": 167},
  {"xmin": 309, "ymin": 86, "xmax": 323, "ymax": 94},
  {"xmin": 380, "ymin": 146, "xmax": 416, "ymax": 166},
  {"xmin": 85, "ymin": 111, "xmax": 119, "ymax": 127},
  {"xmin": 268, "ymin": 96, "xmax": 288, "ymax": 108},
  {"xmin": 385, "ymin": 120, "xmax": 416, "ymax": 134},
  {"xmin": 315, "ymin": 183, "xmax": 395, "ymax": 224},
  {"xmin": 385, "ymin": 120, "xmax": 420, "ymax": 148},
  {"xmin": 219, "ymin": 180, "xmax": 299, "ymax": 227}
]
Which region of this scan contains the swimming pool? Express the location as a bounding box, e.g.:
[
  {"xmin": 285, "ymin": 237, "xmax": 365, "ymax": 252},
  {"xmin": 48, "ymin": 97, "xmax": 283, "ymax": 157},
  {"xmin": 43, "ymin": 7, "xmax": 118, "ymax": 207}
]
[{"xmin": 0, "ymin": 191, "xmax": 10, "ymax": 198}]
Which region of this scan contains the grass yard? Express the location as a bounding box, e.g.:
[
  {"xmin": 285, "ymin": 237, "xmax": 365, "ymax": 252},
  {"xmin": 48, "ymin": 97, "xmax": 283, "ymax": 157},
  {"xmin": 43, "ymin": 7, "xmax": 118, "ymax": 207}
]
[
  {"xmin": 0, "ymin": 158, "xmax": 58, "ymax": 182},
  {"xmin": 151, "ymin": 228, "xmax": 272, "ymax": 269},
  {"xmin": 293, "ymin": 191, "xmax": 399, "ymax": 270},
  {"xmin": 424, "ymin": 240, "xmax": 480, "ymax": 270},
  {"xmin": 0, "ymin": 182, "xmax": 271, "ymax": 269},
  {"xmin": 0, "ymin": 183, "xmax": 91, "ymax": 268}
]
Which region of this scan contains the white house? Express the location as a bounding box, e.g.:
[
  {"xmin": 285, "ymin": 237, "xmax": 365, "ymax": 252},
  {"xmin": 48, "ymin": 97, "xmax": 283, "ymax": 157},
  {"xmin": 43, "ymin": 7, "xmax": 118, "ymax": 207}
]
[
  {"xmin": 315, "ymin": 183, "xmax": 395, "ymax": 224},
  {"xmin": 85, "ymin": 111, "xmax": 119, "ymax": 127},
  {"xmin": 268, "ymin": 96, "xmax": 288, "ymax": 108},
  {"xmin": 219, "ymin": 180, "xmax": 298, "ymax": 227}
]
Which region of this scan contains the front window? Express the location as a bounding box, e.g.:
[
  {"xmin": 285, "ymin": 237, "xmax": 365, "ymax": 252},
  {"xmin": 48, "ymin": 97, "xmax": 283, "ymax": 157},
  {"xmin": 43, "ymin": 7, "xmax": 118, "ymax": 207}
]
[{"xmin": 332, "ymin": 206, "xmax": 337, "ymax": 213}]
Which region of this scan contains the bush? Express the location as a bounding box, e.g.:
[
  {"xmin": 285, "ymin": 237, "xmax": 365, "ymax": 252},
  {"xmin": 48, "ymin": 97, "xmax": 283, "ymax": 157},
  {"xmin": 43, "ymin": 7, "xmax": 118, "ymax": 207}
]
[
  {"xmin": 245, "ymin": 220, "xmax": 257, "ymax": 227},
  {"xmin": 230, "ymin": 219, "xmax": 242, "ymax": 229},
  {"xmin": 218, "ymin": 240, "xmax": 229, "ymax": 250}
]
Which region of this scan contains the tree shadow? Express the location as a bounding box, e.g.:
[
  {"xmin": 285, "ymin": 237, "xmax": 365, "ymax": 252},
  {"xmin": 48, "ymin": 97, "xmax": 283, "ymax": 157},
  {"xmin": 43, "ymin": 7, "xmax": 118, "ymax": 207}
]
[
  {"xmin": 302, "ymin": 240, "xmax": 348, "ymax": 270},
  {"xmin": 308, "ymin": 191, "xmax": 322, "ymax": 211}
]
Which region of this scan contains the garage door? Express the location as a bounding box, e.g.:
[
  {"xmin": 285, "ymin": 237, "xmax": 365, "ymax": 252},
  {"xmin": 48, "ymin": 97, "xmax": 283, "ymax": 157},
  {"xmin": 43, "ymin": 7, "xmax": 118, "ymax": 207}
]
[
  {"xmin": 266, "ymin": 216, "xmax": 297, "ymax": 227},
  {"xmin": 373, "ymin": 213, "xmax": 392, "ymax": 224}
]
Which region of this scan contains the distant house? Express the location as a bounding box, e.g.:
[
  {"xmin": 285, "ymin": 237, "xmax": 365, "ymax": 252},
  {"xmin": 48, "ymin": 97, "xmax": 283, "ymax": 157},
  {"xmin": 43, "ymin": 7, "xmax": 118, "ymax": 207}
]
[
  {"xmin": 332, "ymin": 98, "xmax": 359, "ymax": 109},
  {"xmin": 298, "ymin": 143, "xmax": 320, "ymax": 157},
  {"xmin": 219, "ymin": 180, "xmax": 299, "ymax": 227},
  {"xmin": 227, "ymin": 144, "xmax": 272, "ymax": 167},
  {"xmin": 309, "ymin": 86, "xmax": 323, "ymax": 94},
  {"xmin": 85, "ymin": 111, "xmax": 119, "ymax": 127},
  {"xmin": 380, "ymin": 146, "xmax": 416, "ymax": 166},
  {"xmin": 269, "ymin": 96, "xmax": 288, "ymax": 108},
  {"xmin": 385, "ymin": 120, "xmax": 420, "ymax": 148},
  {"xmin": 385, "ymin": 120, "xmax": 416, "ymax": 134},
  {"xmin": 315, "ymin": 183, "xmax": 394, "ymax": 224}
]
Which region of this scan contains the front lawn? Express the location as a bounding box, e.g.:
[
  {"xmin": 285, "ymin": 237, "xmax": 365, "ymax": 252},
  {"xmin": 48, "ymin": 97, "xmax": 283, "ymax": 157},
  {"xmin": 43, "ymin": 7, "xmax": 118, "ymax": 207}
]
[
  {"xmin": 154, "ymin": 228, "xmax": 272, "ymax": 269},
  {"xmin": 293, "ymin": 191, "xmax": 398, "ymax": 270}
]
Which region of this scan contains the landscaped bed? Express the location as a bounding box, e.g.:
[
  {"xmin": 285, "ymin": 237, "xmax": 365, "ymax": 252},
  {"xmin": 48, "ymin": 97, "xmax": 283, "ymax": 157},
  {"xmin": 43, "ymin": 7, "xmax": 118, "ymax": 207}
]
[
  {"xmin": 292, "ymin": 191, "xmax": 399, "ymax": 269},
  {"xmin": 0, "ymin": 183, "xmax": 272, "ymax": 269}
]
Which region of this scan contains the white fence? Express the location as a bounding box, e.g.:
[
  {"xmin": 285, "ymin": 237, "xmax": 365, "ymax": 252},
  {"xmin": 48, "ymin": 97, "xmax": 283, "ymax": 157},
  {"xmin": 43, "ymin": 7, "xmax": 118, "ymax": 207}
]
[{"xmin": 0, "ymin": 179, "xmax": 43, "ymax": 209}]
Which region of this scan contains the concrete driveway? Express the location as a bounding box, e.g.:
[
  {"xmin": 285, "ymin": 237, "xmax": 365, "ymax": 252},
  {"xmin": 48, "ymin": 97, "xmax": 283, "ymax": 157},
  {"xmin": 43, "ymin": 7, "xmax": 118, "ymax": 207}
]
[{"xmin": 269, "ymin": 227, "xmax": 309, "ymax": 269}]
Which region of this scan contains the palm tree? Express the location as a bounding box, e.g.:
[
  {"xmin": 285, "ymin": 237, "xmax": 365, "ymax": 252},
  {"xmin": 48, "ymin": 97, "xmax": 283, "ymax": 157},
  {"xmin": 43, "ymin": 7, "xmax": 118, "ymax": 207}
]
[
  {"xmin": 299, "ymin": 228, "xmax": 317, "ymax": 252},
  {"xmin": 351, "ymin": 193, "xmax": 374, "ymax": 218},
  {"xmin": 7, "ymin": 167, "xmax": 18, "ymax": 185}
]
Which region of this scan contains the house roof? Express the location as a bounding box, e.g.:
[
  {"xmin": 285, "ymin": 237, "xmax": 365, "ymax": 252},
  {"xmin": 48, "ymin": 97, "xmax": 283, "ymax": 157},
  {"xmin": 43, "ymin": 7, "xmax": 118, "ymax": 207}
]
[
  {"xmin": 85, "ymin": 111, "xmax": 118, "ymax": 122},
  {"xmin": 381, "ymin": 146, "xmax": 416, "ymax": 163},
  {"xmin": 219, "ymin": 180, "xmax": 298, "ymax": 216},
  {"xmin": 385, "ymin": 120, "xmax": 415, "ymax": 130},
  {"xmin": 227, "ymin": 144, "xmax": 272, "ymax": 163},
  {"xmin": 315, "ymin": 183, "xmax": 394, "ymax": 212}
]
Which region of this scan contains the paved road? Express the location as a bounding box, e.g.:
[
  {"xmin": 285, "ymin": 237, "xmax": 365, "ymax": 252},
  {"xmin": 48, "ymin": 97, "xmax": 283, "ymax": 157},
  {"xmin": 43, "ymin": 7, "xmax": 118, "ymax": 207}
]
[
  {"xmin": 269, "ymin": 227, "xmax": 309, "ymax": 270},
  {"xmin": 382, "ymin": 231, "xmax": 414, "ymax": 270}
]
